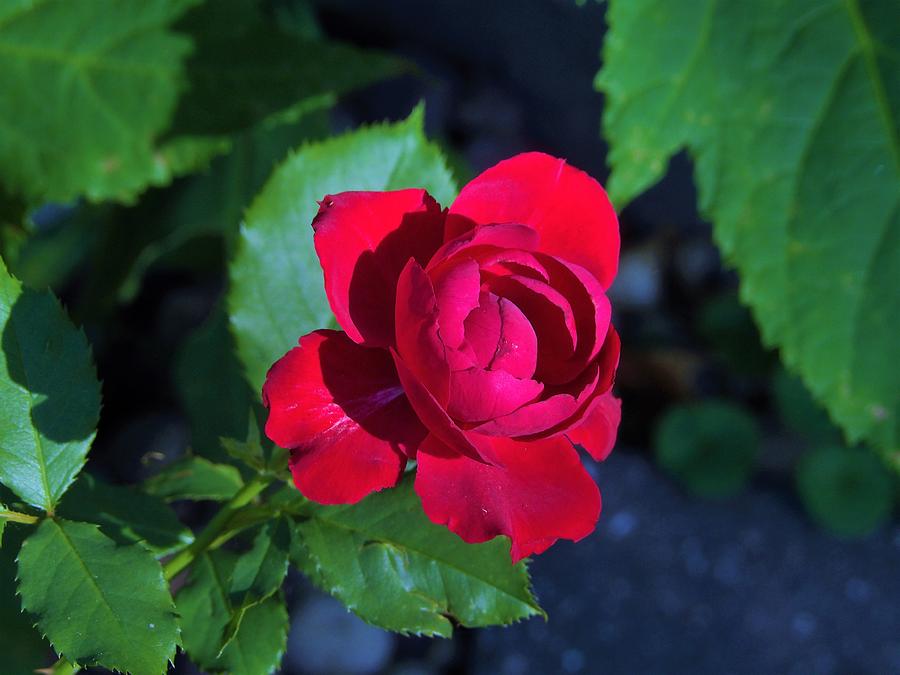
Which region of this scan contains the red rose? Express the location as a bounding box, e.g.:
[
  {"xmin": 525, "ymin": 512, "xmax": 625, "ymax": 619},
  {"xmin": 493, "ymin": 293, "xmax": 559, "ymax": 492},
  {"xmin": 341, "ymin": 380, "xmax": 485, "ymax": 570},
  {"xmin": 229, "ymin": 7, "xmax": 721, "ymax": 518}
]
[{"xmin": 263, "ymin": 153, "xmax": 621, "ymax": 561}]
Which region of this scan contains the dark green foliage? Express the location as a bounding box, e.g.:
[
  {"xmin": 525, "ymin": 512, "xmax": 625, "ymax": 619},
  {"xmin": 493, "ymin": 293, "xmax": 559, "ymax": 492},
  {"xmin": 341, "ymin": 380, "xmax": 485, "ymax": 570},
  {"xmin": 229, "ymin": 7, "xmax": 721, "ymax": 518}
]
[{"xmin": 654, "ymin": 401, "xmax": 760, "ymax": 498}]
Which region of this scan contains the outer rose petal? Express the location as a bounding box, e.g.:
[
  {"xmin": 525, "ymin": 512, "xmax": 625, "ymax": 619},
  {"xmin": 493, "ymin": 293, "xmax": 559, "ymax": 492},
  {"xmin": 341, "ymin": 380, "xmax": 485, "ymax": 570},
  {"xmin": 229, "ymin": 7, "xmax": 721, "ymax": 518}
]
[
  {"xmin": 447, "ymin": 153, "xmax": 619, "ymax": 289},
  {"xmin": 313, "ymin": 189, "xmax": 445, "ymax": 347},
  {"xmin": 415, "ymin": 433, "xmax": 601, "ymax": 562},
  {"xmin": 263, "ymin": 330, "xmax": 426, "ymax": 504},
  {"xmin": 566, "ymin": 392, "xmax": 622, "ymax": 462}
]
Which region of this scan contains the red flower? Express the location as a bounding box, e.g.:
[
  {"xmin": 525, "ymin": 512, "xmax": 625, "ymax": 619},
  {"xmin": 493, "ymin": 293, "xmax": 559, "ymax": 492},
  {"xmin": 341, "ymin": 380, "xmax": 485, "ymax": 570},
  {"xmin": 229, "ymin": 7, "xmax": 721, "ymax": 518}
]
[{"xmin": 263, "ymin": 153, "xmax": 621, "ymax": 561}]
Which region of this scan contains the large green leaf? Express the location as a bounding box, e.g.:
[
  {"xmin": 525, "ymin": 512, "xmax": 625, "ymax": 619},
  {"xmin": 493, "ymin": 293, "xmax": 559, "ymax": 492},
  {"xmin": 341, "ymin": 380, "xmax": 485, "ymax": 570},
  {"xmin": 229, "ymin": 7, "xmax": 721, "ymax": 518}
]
[
  {"xmin": 0, "ymin": 257, "xmax": 100, "ymax": 512},
  {"xmin": 0, "ymin": 0, "xmax": 199, "ymax": 204},
  {"xmin": 177, "ymin": 551, "xmax": 289, "ymax": 675},
  {"xmin": 287, "ymin": 478, "xmax": 544, "ymax": 637},
  {"xmin": 0, "ymin": 0, "xmax": 400, "ymax": 207},
  {"xmin": 58, "ymin": 473, "xmax": 193, "ymax": 555},
  {"xmin": 17, "ymin": 519, "xmax": 179, "ymax": 675},
  {"xmin": 598, "ymin": 0, "xmax": 900, "ymax": 464},
  {"xmin": 228, "ymin": 106, "xmax": 457, "ymax": 391}
]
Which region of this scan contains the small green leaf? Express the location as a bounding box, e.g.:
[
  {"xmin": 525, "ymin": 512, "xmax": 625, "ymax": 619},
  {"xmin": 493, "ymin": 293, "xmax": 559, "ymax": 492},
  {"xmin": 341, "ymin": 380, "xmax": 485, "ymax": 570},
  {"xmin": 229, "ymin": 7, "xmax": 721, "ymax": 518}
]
[
  {"xmin": 0, "ymin": 0, "xmax": 199, "ymax": 204},
  {"xmin": 220, "ymin": 416, "xmax": 266, "ymax": 472},
  {"xmin": 598, "ymin": 0, "xmax": 900, "ymax": 462},
  {"xmin": 796, "ymin": 446, "xmax": 895, "ymax": 537},
  {"xmin": 17, "ymin": 519, "xmax": 179, "ymax": 675},
  {"xmin": 654, "ymin": 401, "xmax": 760, "ymax": 498},
  {"xmin": 0, "ymin": 527, "xmax": 51, "ymax": 674},
  {"xmin": 228, "ymin": 105, "xmax": 458, "ymax": 391},
  {"xmin": 231, "ymin": 519, "xmax": 291, "ymax": 601},
  {"xmin": 220, "ymin": 518, "xmax": 291, "ymax": 653},
  {"xmin": 176, "ymin": 552, "xmax": 234, "ymax": 667},
  {"xmin": 144, "ymin": 456, "xmax": 244, "ymax": 502},
  {"xmin": 0, "ymin": 257, "xmax": 100, "ymax": 513},
  {"xmin": 177, "ymin": 551, "xmax": 289, "ymax": 675},
  {"xmin": 57, "ymin": 473, "xmax": 193, "ymax": 555},
  {"xmin": 175, "ymin": 308, "xmax": 254, "ymax": 463},
  {"xmin": 288, "ymin": 477, "xmax": 544, "ymax": 636}
]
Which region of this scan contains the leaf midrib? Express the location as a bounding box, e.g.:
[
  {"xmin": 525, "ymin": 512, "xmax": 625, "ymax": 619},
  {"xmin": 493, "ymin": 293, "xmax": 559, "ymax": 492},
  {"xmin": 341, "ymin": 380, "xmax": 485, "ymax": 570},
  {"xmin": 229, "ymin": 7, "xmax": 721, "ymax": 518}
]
[{"xmin": 50, "ymin": 521, "xmax": 136, "ymax": 667}]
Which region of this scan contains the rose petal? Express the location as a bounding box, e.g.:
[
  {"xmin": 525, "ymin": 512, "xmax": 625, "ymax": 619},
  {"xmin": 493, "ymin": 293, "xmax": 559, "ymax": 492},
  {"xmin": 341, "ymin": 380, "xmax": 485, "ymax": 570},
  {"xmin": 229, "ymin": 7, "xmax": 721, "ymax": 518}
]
[
  {"xmin": 489, "ymin": 296, "xmax": 539, "ymax": 379},
  {"xmin": 462, "ymin": 292, "xmax": 538, "ymax": 379},
  {"xmin": 314, "ymin": 189, "xmax": 445, "ymax": 347},
  {"xmin": 471, "ymin": 364, "xmax": 600, "ymax": 438},
  {"xmin": 428, "ymin": 223, "xmax": 539, "ymax": 271},
  {"xmin": 536, "ymin": 254, "xmax": 612, "ymax": 382},
  {"xmin": 415, "ymin": 433, "xmax": 601, "ymax": 562},
  {"xmin": 566, "ymin": 392, "xmax": 622, "ymax": 462},
  {"xmin": 485, "ymin": 273, "xmax": 577, "ymax": 382},
  {"xmin": 431, "ymin": 258, "xmax": 481, "ymax": 349},
  {"xmin": 447, "ymin": 152, "xmax": 619, "ymax": 289},
  {"xmin": 478, "ymin": 249, "xmax": 550, "ymax": 283},
  {"xmin": 263, "ymin": 330, "xmax": 425, "ymax": 504},
  {"xmin": 395, "ymin": 259, "xmax": 450, "ymax": 404},
  {"xmin": 448, "ymin": 368, "xmax": 543, "ymax": 424},
  {"xmin": 391, "ymin": 349, "xmax": 501, "ymax": 466},
  {"xmin": 461, "ymin": 292, "xmax": 502, "ymax": 367},
  {"xmin": 534, "ymin": 325, "xmax": 622, "ymax": 439}
]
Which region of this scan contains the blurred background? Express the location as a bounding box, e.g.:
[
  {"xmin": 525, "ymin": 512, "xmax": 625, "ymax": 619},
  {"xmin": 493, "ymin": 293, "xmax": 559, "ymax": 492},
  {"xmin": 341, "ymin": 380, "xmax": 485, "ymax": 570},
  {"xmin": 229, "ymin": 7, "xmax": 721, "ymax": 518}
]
[{"xmin": 2, "ymin": 1, "xmax": 897, "ymax": 674}]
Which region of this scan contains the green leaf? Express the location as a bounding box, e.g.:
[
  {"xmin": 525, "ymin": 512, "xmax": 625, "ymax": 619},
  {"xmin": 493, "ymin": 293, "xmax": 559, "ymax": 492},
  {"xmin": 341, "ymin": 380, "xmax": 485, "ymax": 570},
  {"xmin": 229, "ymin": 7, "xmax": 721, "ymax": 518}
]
[
  {"xmin": 168, "ymin": 0, "xmax": 404, "ymax": 138},
  {"xmin": 0, "ymin": 527, "xmax": 51, "ymax": 675},
  {"xmin": 176, "ymin": 552, "xmax": 234, "ymax": 668},
  {"xmin": 220, "ymin": 417, "xmax": 266, "ymax": 472},
  {"xmin": 220, "ymin": 518, "xmax": 291, "ymax": 652},
  {"xmin": 17, "ymin": 519, "xmax": 179, "ymax": 675},
  {"xmin": 230, "ymin": 519, "xmax": 291, "ymax": 602},
  {"xmin": 120, "ymin": 107, "xmax": 332, "ymax": 303},
  {"xmin": 217, "ymin": 596, "xmax": 288, "ymax": 675},
  {"xmin": 598, "ymin": 0, "xmax": 900, "ymax": 464},
  {"xmin": 796, "ymin": 446, "xmax": 895, "ymax": 537},
  {"xmin": 175, "ymin": 308, "xmax": 254, "ymax": 463},
  {"xmin": 229, "ymin": 105, "xmax": 458, "ymax": 391},
  {"xmin": 654, "ymin": 401, "xmax": 760, "ymax": 498},
  {"xmin": 0, "ymin": 256, "xmax": 100, "ymax": 512},
  {"xmin": 177, "ymin": 551, "xmax": 289, "ymax": 675},
  {"xmin": 0, "ymin": 0, "xmax": 199, "ymax": 204},
  {"xmin": 144, "ymin": 456, "xmax": 244, "ymax": 502},
  {"xmin": 287, "ymin": 477, "xmax": 543, "ymax": 637},
  {"xmin": 57, "ymin": 473, "xmax": 193, "ymax": 555}
]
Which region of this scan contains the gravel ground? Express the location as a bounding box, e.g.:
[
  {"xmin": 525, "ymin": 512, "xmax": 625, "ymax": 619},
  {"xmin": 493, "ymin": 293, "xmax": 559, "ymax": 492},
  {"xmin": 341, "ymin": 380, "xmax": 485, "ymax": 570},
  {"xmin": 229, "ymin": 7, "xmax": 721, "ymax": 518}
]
[{"xmin": 474, "ymin": 451, "xmax": 900, "ymax": 675}]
